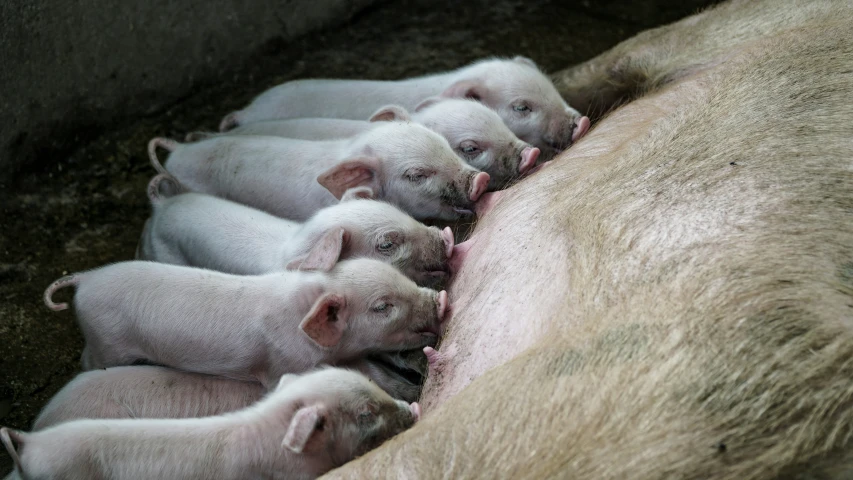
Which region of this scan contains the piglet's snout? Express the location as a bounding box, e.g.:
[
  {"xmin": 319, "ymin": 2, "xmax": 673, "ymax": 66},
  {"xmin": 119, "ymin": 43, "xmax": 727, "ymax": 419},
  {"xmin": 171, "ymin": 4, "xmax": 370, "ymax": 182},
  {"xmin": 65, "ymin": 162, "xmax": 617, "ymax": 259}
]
[
  {"xmin": 468, "ymin": 172, "xmax": 490, "ymax": 202},
  {"xmin": 395, "ymin": 400, "xmax": 420, "ymax": 423},
  {"xmin": 518, "ymin": 146, "xmax": 541, "ymax": 174},
  {"xmin": 441, "ymin": 227, "xmax": 455, "ymax": 259},
  {"xmin": 572, "ymin": 116, "xmax": 591, "ymax": 142}
]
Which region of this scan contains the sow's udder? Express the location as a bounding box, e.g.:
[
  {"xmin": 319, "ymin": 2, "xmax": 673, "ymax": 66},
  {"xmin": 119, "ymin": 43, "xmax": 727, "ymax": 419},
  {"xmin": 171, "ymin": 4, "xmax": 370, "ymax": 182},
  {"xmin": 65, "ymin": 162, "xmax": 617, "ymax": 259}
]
[{"xmin": 422, "ymin": 78, "xmax": 706, "ymax": 412}]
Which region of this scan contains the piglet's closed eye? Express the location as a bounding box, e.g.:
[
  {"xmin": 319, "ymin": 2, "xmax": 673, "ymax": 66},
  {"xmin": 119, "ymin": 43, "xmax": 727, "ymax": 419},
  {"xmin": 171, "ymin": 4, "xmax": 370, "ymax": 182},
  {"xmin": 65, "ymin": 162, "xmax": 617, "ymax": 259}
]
[{"xmin": 282, "ymin": 405, "xmax": 325, "ymax": 453}]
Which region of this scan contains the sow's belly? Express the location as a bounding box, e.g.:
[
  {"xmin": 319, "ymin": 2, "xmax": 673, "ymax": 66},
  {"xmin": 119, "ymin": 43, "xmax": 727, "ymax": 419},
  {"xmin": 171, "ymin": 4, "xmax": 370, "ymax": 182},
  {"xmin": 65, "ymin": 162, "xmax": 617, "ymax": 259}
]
[{"xmin": 422, "ymin": 77, "xmax": 706, "ymax": 412}]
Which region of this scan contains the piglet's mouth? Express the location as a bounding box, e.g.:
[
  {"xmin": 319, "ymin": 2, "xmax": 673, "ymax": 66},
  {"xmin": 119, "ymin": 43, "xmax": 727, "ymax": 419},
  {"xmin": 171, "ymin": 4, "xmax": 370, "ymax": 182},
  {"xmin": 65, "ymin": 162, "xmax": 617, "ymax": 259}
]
[
  {"xmin": 452, "ymin": 207, "xmax": 475, "ymax": 217},
  {"xmin": 416, "ymin": 324, "xmax": 441, "ymax": 338},
  {"xmin": 417, "ymin": 327, "xmax": 438, "ymax": 338},
  {"xmin": 422, "ymin": 268, "xmax": 449, "ymax": 278}
]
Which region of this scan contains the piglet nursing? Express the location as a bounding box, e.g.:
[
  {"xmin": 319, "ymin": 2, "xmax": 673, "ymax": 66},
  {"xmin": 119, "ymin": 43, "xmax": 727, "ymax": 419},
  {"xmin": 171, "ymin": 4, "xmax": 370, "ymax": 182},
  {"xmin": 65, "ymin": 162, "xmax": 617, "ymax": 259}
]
[
  {"xmin": 198, "ymin": 99, "xmax": 540, "ymax": 188},
  {"xmin": 31, "ymin": 366, "xmax": 265, "ymax": 430},
  {"xmin": 190, "ymin": 117, "xmax": 372, "ymax": 141},
  {"xmin": 371, "ymin": 100, "xmax": 540, "ymax": 188},
  {"xmin": 139, "ymin": 177, "xmax": 453, "ymax": 286},
  {"xmin": 1, "ymin": 368, "xmax": 418, "ymax": 480},
  {"xmin": 149, "ymin": 120, "xmax": 490, "ymax": 221},
  {"xmin": 222, "ymin": 56, "xmax": 588, "ymax": 155},
  {"xmin": 43, "ymin": 258, "xmax": 448, "ymax": 387},
  {"xmin": 32, "ymin": 362, "xmax": 423, "ymax": 432}
]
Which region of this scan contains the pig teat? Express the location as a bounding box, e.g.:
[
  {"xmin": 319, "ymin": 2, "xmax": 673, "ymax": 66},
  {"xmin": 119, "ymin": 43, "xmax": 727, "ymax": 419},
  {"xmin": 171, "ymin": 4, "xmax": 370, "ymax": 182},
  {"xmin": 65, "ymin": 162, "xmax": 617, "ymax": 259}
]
[
  {"xmin": 448, "ymin": 238, "xmax": 475, "ymax": 276},
  {"xmin": 474, "ymin": 191, "xmax": 503, "ymax": 218},
  {"xmin": 423, "ymin": 345, "xmax": 456, "ymax": 376}
]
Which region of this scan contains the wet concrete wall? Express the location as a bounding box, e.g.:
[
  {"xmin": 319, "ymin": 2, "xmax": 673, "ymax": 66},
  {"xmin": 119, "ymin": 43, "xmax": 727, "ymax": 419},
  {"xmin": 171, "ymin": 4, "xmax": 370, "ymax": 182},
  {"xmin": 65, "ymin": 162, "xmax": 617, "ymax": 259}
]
[{"xmin": 0, "ymin": 0, "xmax": 380, "ymax": 187}]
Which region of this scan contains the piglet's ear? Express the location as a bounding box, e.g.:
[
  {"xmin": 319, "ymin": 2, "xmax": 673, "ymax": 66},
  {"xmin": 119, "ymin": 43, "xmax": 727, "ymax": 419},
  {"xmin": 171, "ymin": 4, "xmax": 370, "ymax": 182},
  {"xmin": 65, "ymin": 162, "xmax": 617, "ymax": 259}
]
[
  {"xmin": 317, "ymin": 157, "xmax": 382, "ymax": 200},
  {"xmin": 441, "ymin": 80, "xmax": 486, "ymax": 101},
  {"xmin": 283, "ymin": 405, "xmax": 326, "ymax": 453},
  {"xmin": 414, "ymin": 96, "xmax": 442, "ymax": 112},
  {"xmin": 369, "ymin": 105, "xmax": 411, "ymax": 122},
  {"xmin": 300, "ymin": 292, "xmax": 349, "ymax": 347},
  {"xmin": 340, "ymin": 186, "xmax": 375, "ymax": 202},
  {"xmin": 0, "ymin": 427, "xmax": 25, "ymax": 474},
  {"xmin": 512, "ymin": 55, "xmax": 538, "ymax": 68},
  {"xmin": 286, "ymin": 227, "xmax": 348, "ymax": 272}
]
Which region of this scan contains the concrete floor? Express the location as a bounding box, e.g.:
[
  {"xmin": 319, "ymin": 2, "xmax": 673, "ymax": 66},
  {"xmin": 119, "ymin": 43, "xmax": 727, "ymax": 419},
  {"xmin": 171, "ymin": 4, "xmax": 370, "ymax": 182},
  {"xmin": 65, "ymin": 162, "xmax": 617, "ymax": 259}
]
[{"xmin": 0, "ymin": 0, "xmax": 718, "ymax": 472}]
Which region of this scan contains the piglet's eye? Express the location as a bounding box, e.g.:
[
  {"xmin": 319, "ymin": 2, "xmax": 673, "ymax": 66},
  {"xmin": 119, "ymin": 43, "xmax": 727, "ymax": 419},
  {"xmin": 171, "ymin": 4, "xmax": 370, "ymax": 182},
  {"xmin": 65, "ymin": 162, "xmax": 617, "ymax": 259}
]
[
  {"xmin": 372, "ymin": 303, "xmax": 392, "ymax": 312},
  {"xmin": 357, "ymin": 411, "xmax": 377, "ymax": 429},
  {"xmin": 405, "ymin": 169, "xmax": 434, "ymax": 183},
  {"xmin": 513, "ymin": 104, "xmax": 531, "ymax": 113},
  {"xmin": 459, "ymin": 141, "xmax": 480, "ymax": 156},
  {"xmin": 378, "ymin": 241, "xmax": 394, "ymax": 251}
]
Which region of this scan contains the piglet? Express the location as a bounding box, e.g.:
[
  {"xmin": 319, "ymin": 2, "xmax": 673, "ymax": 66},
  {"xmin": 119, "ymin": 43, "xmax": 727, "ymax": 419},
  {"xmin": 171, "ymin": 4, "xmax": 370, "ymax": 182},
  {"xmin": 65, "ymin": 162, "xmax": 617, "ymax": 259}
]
[
  {"xmin": 43, "ymin": 252, "xmax": 448, "ymax": 387},
  {"xmin": 1, "ymin": 368, "xmax": 419, "ymax": 480},
  {"xmin": 207, "ymin": 99, "xmax": 540, "ymax": 189},
  {"xmin": 33, "ymin": 362, "xmax": 423, "ymax": 432},
  {"xmin": 139, "ymin": 176, "xmax": 453, "ymax": 286},
  {"xmin": 221, "ymin": 56, "xmax": 589, "ymax": 155},
  {"xmin": 32, "ymin": 366, "xmax": 265, "ymax": 430},
  {"xmin": 149, "ymin": 120, "xmax": 490, "ymax": 222},
  {"xmin": 372, "ymin": 100, "xmax": 540, "ymax": 188},
  {"xmin": 189, "ymin": 118, "xmax": 372, "ymax": 142}
]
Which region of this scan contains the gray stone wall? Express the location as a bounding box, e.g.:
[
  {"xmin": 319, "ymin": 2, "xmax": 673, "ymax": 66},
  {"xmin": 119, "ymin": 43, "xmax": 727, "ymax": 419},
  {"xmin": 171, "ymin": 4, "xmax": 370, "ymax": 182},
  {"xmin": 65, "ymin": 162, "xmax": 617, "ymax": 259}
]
[{"xmin": 0, "ymin": 0, "xmax": 379, "ymax": 185}]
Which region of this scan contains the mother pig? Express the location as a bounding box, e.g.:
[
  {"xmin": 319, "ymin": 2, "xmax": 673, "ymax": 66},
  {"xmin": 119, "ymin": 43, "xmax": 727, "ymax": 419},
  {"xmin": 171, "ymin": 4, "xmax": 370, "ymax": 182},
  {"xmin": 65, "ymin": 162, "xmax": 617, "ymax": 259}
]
[{"xmin": 325, "ymin": 0, "xmax": 853, "ymax": 478}]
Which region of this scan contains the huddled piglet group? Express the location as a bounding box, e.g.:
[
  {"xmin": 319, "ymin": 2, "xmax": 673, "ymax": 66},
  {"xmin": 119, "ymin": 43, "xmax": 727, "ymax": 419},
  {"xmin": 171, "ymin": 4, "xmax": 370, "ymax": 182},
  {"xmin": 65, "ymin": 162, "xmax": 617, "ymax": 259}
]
[{"xmin": 2, "ymin": 56, "xmax": 588, "ymax": 479}]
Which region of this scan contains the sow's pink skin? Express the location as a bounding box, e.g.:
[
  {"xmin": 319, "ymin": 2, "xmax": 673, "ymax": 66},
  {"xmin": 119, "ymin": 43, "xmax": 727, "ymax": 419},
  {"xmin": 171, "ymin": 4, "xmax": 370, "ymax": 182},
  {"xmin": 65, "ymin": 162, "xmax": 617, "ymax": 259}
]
[
  {"xmin": 221, "ymin": 56, "xmax": 588, "ymax": 157},
  {"xmin": 148, "ymin": 120, "xmax": 490, "ymax": 222},
  {"xmin": 139, "ymin": 178, "xmax": 454, "ymax": 286},
  {"xmin": 419, "ymin": 74, "xmax": 716, "ymax": 415},
  {"xmin": 42, "ymin": 251, "xmax": 447, "ymax": 388},
  {"xmin": 1, "ymin": 368, "xmax": 419, "ymax": 480}
]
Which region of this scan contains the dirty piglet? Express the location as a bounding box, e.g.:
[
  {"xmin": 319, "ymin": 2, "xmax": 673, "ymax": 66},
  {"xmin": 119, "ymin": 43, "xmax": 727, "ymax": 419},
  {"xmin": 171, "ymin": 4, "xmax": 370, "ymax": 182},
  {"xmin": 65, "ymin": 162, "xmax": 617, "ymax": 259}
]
[
  {"xmin": 149, "ymin": 120, "xmax": 490, "ymax": 221},
  {"xmin": 199, "ymin": 98, "xmax": 541, "ymax": 188},
  {"xmin": 221, "ymin": 56, "xmax": 590, "ymax": 156},
  {"xmin": 43, "ymin": 241, "xmax": 449, "ymax": 387},
  {"xmin": 371, "ymin": 99, "xmax": 541, "ymax": 188},
  {"xmin": 1, "ymin": 368, "xmax": 419, "ymax": 480},
  {"xmin": 139, "ymin": 178, "xmax": 454, "ymax": 286},
  {"xmin": 31, "ymin": 366, "xmax": 266, "ymax": 430}
]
